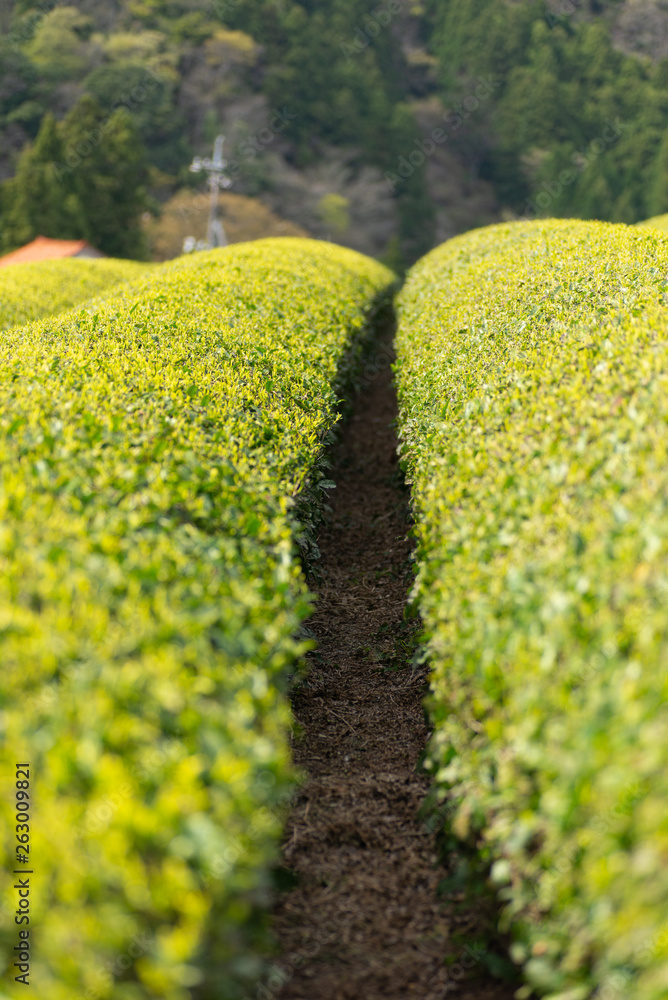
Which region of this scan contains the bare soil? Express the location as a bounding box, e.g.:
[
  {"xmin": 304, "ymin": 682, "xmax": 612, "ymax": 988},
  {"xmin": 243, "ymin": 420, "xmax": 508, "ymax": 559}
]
[{"xmin": 270, "ymin": 328, "xmax": 518, "ymax": 1000}]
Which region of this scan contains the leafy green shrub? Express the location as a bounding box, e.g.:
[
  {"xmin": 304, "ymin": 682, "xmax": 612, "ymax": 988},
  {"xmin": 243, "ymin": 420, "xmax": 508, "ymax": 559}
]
[
  {"xmin": 396, "ymin": 219, "xmax": 668, "ymax": 1000},
  {"xmin": 0, "ymin": 238, "xmax": 394, "ymax": 1000},
  {"xmin": 0, "ymin": 257, "xmax": 150, "ymax": 331}
]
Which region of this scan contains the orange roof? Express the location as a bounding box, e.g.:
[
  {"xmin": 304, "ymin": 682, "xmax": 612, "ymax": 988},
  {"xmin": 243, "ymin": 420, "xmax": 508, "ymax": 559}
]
[{"xmin": 0, "ymin": 236, "xmax": 103, "ymax": 266}]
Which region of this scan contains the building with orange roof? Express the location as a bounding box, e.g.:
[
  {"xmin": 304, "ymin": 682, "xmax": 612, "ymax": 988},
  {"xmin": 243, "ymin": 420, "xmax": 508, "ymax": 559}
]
[{"xmin": 0, "ymin": 235, "xmax": 105, "ymax": 267}]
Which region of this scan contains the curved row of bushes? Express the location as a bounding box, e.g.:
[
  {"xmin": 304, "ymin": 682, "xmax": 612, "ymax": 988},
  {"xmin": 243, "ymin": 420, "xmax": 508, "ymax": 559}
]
[
  {"xmin": 396, "ymin": 219, "xmax": 668, "ymax": 1000},
  {"xmin": 637, "ymin": 214, "xmax": 668, "ymax": 236},
  {"xmin": 0, "ymin": 257, "xmax": 151, "ymax": 331},
  {"xmin": 0, "ymin": 238, "xmax": 395, "ymax": 1000}
]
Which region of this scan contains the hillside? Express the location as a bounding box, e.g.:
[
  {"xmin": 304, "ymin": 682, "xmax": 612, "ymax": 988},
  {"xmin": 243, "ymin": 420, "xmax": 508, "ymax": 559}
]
[
  {"xmin": 423, "ymin": 0, "xmax": 668, "ymax": 226},
  {"xmin": 2, "ymin": 0, "xmax": 668, "ymax": 262}
]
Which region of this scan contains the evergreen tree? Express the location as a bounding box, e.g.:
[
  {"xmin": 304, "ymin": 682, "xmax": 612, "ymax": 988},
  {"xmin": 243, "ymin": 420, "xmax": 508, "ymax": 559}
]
[
  {"xmin": 85, "ymin": 63, "xmax": 188, "ymax": 177},
  {"xmin": 1, "ymin": 112, "xmax": 83, "ymax": 251},
  {"xmin": 1, "ymin": 97, "xmax": 149, "ymax": 258},
  {"xmin": 427, "ymin": 0, "xmax": 668, "ymax": 224},
  {"xmin": 59, "ymin": 96, "xmax": 149, "ymax": 259}
]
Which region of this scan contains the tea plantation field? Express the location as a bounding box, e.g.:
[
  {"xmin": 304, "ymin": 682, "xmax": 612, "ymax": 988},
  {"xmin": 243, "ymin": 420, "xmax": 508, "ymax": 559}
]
[{"xmin": 4, "ymin": 221, "xmax": 668, "ymax": 1000}]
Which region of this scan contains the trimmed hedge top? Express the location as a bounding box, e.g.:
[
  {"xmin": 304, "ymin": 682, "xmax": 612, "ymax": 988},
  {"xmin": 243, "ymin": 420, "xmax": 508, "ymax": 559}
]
[
  {"xmin": 0, "ymin": 238, "xmax": 394, "ymax": 1000},
  {"xmin": 396, "ymin": 219, "xmax": 668, "ymax": 1000},
  {"xmin": 637, "ymin": 213, "xmax": 668, "ymax": 235},
  {"xmin": 0, "ymin": 257, "xmax": 151, "ymax": 331}
]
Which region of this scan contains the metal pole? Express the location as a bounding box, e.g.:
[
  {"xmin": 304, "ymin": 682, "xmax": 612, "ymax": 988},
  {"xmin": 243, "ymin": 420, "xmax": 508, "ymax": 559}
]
[{"xmin": 189, "ymin": 135, "xmax": 231, "ymax": 250}]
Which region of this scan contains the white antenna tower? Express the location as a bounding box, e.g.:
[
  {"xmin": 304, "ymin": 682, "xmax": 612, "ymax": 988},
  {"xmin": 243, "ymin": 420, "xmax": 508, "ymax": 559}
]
[{"xmin": 188, "ymin": 134, "xmax": 232, "ymax": 250}]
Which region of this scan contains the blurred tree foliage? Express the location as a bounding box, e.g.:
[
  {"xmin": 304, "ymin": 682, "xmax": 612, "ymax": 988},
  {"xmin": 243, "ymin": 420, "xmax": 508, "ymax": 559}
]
[
  {"xmin": 2, "ymin": 96, "xmax": 150, "ymax": 258},
  {"xmin": 0, "ymin": 0, "xmax": 434, "ymax": 264},
  {"xmin": 3, "ymin": 0, "xmax": 668, "ymax": 259},
  {"xmin": 424, "ymin": 0, "xmax": 668, "ymax": 221},
  {"xmin": 221, "ymin": 0, "xmax": 435, "ymax": 263}
]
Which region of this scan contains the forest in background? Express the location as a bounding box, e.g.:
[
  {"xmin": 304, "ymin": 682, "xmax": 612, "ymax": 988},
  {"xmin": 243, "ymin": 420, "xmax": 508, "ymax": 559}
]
[{"xmin": 2, "ymin": 0, "xmax": 668, "ymax": 265}]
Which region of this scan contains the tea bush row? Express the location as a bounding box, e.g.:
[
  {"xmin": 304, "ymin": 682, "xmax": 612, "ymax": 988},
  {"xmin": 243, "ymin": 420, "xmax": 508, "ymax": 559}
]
[
  {"xmin": 396, "ymin": 219, "xmax": 668, "ymax": 1000},
  {"xmin": 637, "ymin": 213, "xmax": 668, "ymax": 236},
  {"xmin": 0, "ymin": 238, "xmax": 395, "ymax": 1000},
  {"xmin": 0, "ymin": 257, "xmax": 150, "ymax": 331}
]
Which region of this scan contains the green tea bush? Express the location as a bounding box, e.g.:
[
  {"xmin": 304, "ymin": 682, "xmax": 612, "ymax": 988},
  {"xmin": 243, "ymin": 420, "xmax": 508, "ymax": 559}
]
[
  {"xmin": 0, "ymin": 238, "xmax": 394, "ymax": 1000},
  {"xmin": 396, "ymin": 219, "xmax": 668, "ymax": 1000},
  {"xmin": 0, "ymin": 257, "xmax": 151, "ymax": 331},
  {"xmin": 637, "ymin": 213, "xmax": 668, "ymax": 236}
]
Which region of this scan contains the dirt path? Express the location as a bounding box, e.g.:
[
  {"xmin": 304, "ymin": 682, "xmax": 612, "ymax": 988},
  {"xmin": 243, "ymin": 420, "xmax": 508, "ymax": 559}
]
[{"xmin": 270, "ymin": 327, "xmax": 517, "ymax": 1000}]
